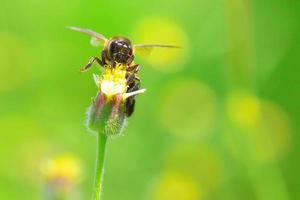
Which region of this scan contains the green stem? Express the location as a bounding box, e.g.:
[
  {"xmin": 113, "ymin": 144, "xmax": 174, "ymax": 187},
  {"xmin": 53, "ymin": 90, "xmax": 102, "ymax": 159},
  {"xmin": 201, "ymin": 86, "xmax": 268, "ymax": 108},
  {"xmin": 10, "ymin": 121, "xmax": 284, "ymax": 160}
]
[{"xmin": 93, "ymin": 133, "xmax": 107, "ymax": 200}]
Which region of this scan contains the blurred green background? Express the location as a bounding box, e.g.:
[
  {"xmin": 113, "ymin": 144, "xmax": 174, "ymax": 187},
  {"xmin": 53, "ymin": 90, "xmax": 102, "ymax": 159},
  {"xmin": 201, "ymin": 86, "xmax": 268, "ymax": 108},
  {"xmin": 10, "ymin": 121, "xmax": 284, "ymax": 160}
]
[{"xmin": 1, "ymin": 0, "xmax": 299, "ymax": 199}]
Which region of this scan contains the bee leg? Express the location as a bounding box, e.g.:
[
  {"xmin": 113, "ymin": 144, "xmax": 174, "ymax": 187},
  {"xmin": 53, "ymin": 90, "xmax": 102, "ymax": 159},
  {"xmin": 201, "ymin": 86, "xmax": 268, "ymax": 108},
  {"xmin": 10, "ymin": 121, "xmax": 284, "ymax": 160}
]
[
  {"xmin": 126, "ymin": 73, "xmax": 136, "ymax": 85},
  {"xmin": 101, "ymin": 51, "xmax": 108, "ymax": 66},
  {"xmin": 135, "ymin": 75, "xmax": 140, "ymax": 82},
  {"xmin": 128, "ymin": 64, "xmax": 140, "ymax": 73},
  {"xmin": 126, "ymin": 55, "xmax": 135, "ymax": 65},
  {"xmin": 127, "ymin": 81, "xmax": 141, "ymax": 92},
  {"xmin": 112, "ymin": 61, "xmax": 117, "ymax": 68},
  {"xmin": 80, "ymin": 56, "xmax": 103, "ymax": 72},
  {"xmin": 126, "ymin": 72, "xmax": 141, "ymax": 88}
]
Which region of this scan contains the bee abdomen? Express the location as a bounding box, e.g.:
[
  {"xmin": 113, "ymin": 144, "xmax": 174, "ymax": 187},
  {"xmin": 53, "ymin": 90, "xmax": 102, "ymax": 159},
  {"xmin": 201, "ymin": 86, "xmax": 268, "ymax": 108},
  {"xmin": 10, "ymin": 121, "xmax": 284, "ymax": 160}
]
[
  {"xmin": 125, "ymin": 98, "xmax": 136, "ymax": 117},
  {"xmin": 125, "ymin": 78, "xmax": 141, "ymax": 117}
]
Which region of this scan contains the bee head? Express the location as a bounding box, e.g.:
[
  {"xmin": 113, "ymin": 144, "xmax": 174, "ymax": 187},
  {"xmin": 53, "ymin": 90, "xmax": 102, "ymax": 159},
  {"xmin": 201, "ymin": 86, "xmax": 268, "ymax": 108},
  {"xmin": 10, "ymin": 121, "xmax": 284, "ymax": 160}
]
[{"xmin": 108, "ymin": 37, "xmax": 133, "ymax": 65}]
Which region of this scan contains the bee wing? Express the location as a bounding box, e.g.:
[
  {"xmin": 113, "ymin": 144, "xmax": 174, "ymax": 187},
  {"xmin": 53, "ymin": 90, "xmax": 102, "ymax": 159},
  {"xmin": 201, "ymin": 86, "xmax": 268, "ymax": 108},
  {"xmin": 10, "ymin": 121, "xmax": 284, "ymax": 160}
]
[
  {"xmin": 133, "ymin": 44, "xmax": 181, "ymax": 57},
  {"xmin": 67, "ymin": 26, "xmax": 108, "ymax": 47}
]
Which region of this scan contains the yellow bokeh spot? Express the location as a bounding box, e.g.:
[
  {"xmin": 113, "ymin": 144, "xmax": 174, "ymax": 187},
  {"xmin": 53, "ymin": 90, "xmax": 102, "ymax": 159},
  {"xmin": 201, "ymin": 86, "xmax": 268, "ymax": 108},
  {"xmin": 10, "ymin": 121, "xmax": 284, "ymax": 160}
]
[
  {"xmin": 227, "ymin": 91, "xmax": 261, "ymax": 128},
  {"xmin": 159, "ymin": 80, "xmax": 218, "ymax": 139},
  {"xmin": 162, "ymin": 145, "xmax": 223, "ymax": 195},
  {"xmin": 132, "ymin": 17, "xmax": 188, "ymax": 72},
  {"xmin": 0, "ymin": 33, "xmax": 32, "ymax": 92},
  {"xmin": 249, "ymin": 101, "xmax": 292, "ymax": 163},
  {"xmin": 40, "ymin": 154, "xmax": 82, "ymax": 184},
  {"xmin": 154, "ymin": 171, "xmax": 201, "ymax": 200},
  {"xmin": 224, "ymin": 95, "xmax": 292, "ymax": 164}
]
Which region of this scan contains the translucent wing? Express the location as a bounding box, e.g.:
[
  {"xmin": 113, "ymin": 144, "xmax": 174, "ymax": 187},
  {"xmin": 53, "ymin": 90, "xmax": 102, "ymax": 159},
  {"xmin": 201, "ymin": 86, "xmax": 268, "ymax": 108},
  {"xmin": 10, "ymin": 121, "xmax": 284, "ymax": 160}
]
[
  {"xmin": 133, "ymin": 44, "xmax": 180, "ymax": 57},
  {"xmin": 67, "ymin": 26, "xmax": 108, "ymax": 47}
]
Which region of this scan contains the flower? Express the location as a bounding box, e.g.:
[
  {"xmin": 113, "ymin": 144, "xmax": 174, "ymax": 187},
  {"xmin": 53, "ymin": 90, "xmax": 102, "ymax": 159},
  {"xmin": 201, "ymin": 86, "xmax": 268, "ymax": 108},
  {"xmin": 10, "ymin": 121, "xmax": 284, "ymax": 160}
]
[
  {"xmin": 86, "ymin": 63, "xmax": 146, "ymax": 136},
  {"xmin": 40, "ymin": 154, "xmax": 82, "ymax": 185},
  {"xmin": 40, "ymin": 154, "xmax": 82, "ymax": 200}
]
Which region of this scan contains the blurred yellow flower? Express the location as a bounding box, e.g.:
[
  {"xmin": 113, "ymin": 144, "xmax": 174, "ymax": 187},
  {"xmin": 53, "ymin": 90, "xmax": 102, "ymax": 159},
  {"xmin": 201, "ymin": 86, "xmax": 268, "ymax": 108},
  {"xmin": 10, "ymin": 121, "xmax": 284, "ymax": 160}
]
[{"xmin": 40, "ymin": 154, "xmax": 82, "ymax": 184}]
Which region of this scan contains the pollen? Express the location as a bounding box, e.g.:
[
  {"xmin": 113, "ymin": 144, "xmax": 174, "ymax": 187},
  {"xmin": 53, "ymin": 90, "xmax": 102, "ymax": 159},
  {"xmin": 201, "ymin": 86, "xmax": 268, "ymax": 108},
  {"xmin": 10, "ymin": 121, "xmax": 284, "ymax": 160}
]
[{"xmin": 96, "ymin": 64, "xmax": 128, "ymax": 98}]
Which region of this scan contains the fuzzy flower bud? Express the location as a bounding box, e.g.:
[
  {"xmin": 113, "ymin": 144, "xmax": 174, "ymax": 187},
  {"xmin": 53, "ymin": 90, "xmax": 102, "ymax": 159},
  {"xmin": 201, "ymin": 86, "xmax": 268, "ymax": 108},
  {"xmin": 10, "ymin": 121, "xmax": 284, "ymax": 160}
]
[{"xmin": 86, "ymin": 64, "xmax": 145, "ymax": 137}]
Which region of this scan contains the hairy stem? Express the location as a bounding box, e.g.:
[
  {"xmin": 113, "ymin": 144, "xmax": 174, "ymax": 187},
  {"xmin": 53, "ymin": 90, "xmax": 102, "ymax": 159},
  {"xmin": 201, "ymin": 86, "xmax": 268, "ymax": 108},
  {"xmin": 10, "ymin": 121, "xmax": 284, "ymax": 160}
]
[{"xmin": 93, "ymin": 133, "xmax": 107, "ymax": 200}]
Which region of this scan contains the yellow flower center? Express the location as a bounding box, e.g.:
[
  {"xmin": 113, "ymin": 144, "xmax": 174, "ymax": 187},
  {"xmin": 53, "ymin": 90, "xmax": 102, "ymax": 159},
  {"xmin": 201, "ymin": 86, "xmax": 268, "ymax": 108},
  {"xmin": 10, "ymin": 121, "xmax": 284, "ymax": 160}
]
[{"xmin": 98, "ymin": 64, "xmax": 127, "ymax": 98}]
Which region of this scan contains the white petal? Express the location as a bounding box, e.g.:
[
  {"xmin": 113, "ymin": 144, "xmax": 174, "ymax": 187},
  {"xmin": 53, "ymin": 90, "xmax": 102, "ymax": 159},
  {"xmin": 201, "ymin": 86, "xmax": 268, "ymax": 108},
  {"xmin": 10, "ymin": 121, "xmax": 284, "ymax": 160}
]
[
  {"xmin": 101, "ymin": 80, "xmax": 126, "ymax": 96},
  {"xmin": 123, "ymin": 89, "xmax": 146, "ymax": 100}
]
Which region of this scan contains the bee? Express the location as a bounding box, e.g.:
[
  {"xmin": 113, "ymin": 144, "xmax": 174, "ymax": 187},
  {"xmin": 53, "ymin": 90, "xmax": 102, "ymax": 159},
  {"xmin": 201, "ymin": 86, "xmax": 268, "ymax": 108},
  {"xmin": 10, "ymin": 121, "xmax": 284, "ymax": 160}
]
[{"xmin": 68, "ymin": 26, "xmax": 179, "ymax": 117}]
